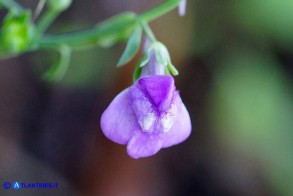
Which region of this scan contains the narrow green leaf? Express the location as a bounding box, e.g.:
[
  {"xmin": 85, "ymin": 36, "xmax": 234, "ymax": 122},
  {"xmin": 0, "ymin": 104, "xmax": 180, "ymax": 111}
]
[{"xmin": 117, "ymin": 25, "xmax": 142, "ymax": 67}]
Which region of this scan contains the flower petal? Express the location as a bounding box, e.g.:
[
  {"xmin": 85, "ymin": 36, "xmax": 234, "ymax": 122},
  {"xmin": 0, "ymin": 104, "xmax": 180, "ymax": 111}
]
[
  {"xmin": 129, "ymin": 85, "xmax": 156, "ymax": 132},
  {"xmin": 127, "ymin": 132, "xmax": 162, "ymax": 159},
  {"xmin": 100, "ymin": 89, "xmax": 138, "ymax": 144},
  {"xmin": 161, "ymin": 101, "xmax": 191, "ymax": 148},
  {"xmin": 137, "ymin": 75, "xmax": 175, "ymax": 110}
]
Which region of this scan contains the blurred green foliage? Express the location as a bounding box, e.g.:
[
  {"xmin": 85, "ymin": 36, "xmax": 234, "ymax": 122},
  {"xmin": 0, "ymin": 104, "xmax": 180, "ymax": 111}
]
[
  {"xmin": 209, "ymin": 48, "xmax": 293, "ymax": 194},
  {"xmin": 233, "ymin": 0, "xmax": 293, "ymax": 47},
  {"xmin": 191, "ymin": 0, "xmax": 293, "ymax": 194}
]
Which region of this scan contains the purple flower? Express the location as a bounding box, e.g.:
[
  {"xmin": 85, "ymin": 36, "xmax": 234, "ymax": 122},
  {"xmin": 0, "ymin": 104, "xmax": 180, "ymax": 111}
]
[{"xmin": 100, "ymin": 75, "xmax": 191, "ymax": 159}]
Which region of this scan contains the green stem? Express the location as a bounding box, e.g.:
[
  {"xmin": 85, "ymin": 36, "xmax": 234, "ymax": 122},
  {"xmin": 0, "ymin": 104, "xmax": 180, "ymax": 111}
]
[
  {"xmin": 140, "ymin": 21, "xmax": 156, "ymax": 43},
  {"xmin": 138, "ymin": 0, "xmax": 182, "ymax": 22},
  {"xmin": 38, "ymin": 0, "xmax": 182, "ymax": 50},
  {"xmin": 1, "ymin": 0, "xmax": 23, "ymax": 13},
  {"xmin": 37, "ymin": 9, "xmax": 60, "ymax": 33},
  {"xmin": 39, "ymin": 12, "xmax": 137, "ymax": 50}
]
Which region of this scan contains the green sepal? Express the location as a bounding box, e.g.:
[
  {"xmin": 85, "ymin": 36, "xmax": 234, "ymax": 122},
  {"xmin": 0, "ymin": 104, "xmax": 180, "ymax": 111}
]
[
  {"xmin": 117, "ymin": 25, "xmax": 142, "ymax": 67},
  {"xmin": 150, "ymin": 41, "xmax": 179, "ymax": 76},
  {"xmin": 153, "ymin": 42, "xmax": 169, "ymax": 66},
  {"xmin": 167, "ymin": 62, "xmax": 179, "ymax": 76},
  {"xmin": 164, "ymin": 66, "xmax": 171, "ymax": 75},
  {"xmin": 138, "ymin": 47, "xmax": 151, "ymax": 67},
  {"xmin": 43, "ymin": 45, "xmax": 71, "ymax": 82},
  {"xmin": 133, "ymin": 64, "xmax": 142, "ymax": 82}
]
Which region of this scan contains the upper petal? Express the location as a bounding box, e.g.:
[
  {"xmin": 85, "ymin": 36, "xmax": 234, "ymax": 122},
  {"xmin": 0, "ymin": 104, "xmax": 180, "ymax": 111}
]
[
  {"xmin": 161, "ymin": 97, "xmax": 192, "ymax": 148},
  {"xmin": 100, "ymin": 89, "xmax": 138, "ymax": 144},
  {"xmin": 137, "ymin": 75, "xmax": 175, "ymax": 110},
  {"xmin": 127, "ymin": 132, "xmax": 162, "ymax": 159}
]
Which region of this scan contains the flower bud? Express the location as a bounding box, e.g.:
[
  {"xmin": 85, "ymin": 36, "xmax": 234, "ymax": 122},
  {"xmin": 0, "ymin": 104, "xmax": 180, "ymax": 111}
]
[
  {"xmin": 138, "ymin": 41, "xmax": 179, "ymax": 76},
  {"xmin": 152, "ymin": 42, "xmax": 170, "ymax": 66},
  {"xmin": 1, "ymin": 11, "xmax": 35, "ymax": 54}
]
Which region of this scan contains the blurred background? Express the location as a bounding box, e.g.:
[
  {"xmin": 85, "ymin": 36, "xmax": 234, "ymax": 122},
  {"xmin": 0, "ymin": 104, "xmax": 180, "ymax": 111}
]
[{"xmin": 0, "ymin": 0, "xmax": 293, "ymax": 195}]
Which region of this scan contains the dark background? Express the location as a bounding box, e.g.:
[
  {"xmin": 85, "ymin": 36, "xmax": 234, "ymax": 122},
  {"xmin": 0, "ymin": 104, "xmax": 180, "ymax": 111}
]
[{"xmin": 0, "ymin": 0, "xmax": 293, "ymax": 195}]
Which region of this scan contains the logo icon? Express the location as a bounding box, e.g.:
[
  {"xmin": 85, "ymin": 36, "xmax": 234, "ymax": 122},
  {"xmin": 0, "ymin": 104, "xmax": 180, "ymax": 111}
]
[
  {"xmin": 12, "ymin": 182, "xmax": 20, "ymax": 190},
  {"xmin": 3, "ymin": 182, "xmax": 11, "ymax": 189}
]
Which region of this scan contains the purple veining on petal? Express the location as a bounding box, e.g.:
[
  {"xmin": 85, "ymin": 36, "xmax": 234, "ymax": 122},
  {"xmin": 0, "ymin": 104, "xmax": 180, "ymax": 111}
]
[
  {"xmin": 178, "ymin": 0, "xmax": 187, "ymax": 16},
  {"xmin": 137, "ymin": 75, "xmax": 175, "ymax": 110},
  {"xmin": 129, "ymin": 85, "xmax": 156, "ymax": 133},
  {"xmin": 161, "ymin": 94, "xmax": 191, "ymax": 147},
  {"xmin": 100, "ymin": 75, "xmax": 192, "ymax": 159},
  {"xmin": 159, "ymin": 91, "xmax": 179, "ymax": 132},
  {"xmin": 128, "ymin": 75, "xmax": 176, "ymax": 134}
]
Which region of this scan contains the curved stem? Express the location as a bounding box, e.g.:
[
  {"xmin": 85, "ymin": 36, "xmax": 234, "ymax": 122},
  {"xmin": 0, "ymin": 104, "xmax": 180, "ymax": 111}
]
[
  {"xmin": 38, "ymin": 0, "xmax": 183, "ymax": 50},
  {"xmin": 138, "ymin": 0, "xmax": 182, "ymax": 22},
  {"xmin": 1, "ymin": 0, "xmax": 23, "ymax": 13}
]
